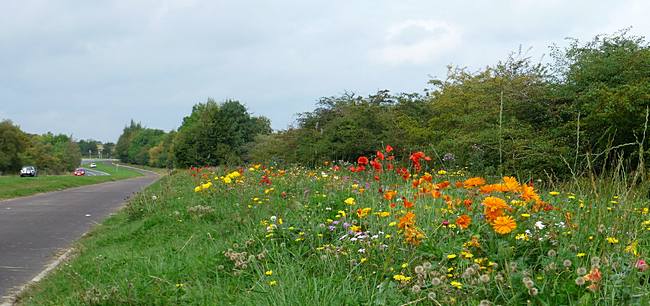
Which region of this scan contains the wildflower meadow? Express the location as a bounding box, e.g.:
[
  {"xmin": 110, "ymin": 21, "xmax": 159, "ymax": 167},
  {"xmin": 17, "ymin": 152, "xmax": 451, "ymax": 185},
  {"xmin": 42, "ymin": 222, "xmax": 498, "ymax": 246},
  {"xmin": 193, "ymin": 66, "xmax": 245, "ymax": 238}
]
[{"xmin": 20, "ymin": 145, "xmax": 650, "ymax": 305}]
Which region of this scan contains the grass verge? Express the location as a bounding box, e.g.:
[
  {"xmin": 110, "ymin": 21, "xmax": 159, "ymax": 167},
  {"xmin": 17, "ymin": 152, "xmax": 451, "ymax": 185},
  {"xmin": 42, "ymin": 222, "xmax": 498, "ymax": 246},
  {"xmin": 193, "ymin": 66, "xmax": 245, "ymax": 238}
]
[
  {"xmin": 16, "ymin": 165, "xmax": 650, "ymax": 305},
  {"xmin": 0, "ymin": 163, "xmax": 143, "ymax": 200}
]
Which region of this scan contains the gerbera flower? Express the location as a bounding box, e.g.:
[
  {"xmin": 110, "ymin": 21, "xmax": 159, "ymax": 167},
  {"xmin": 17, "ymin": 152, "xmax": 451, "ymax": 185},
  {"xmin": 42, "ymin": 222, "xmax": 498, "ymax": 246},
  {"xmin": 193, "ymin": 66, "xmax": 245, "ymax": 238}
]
[
  {"xmin": 455, "ymin": 214, "xmax": 472, "ymax": 229},
  {"xmin": 463, "ymin": 177, "xmax": 486, "ymax": 188},
  {"xmin": 492, "ymin": 215, "xmax": 517, "ymax": 234}
]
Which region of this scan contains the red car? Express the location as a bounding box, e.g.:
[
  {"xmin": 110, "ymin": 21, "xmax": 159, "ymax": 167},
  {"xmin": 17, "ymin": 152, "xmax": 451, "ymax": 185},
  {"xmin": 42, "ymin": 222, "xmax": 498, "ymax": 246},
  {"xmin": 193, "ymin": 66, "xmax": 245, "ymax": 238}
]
[{"xmin": 73, "ymin": 168, "xmax": 86, "ymax": 176}]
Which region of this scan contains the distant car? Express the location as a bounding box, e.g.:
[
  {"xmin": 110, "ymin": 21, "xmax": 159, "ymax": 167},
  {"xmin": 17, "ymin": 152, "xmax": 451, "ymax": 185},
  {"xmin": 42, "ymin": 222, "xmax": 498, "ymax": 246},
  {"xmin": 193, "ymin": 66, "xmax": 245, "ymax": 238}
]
[
  {"xmin": 89, "ymin": 163, "xmax": 97, "ymax": 168},
  {"xmin": 73, "ymin": 168, "xmax": 86, "ymax": 176},
  {"xmin": 20, "ymin": 166, "xmax": 38, "ymax": 177}
]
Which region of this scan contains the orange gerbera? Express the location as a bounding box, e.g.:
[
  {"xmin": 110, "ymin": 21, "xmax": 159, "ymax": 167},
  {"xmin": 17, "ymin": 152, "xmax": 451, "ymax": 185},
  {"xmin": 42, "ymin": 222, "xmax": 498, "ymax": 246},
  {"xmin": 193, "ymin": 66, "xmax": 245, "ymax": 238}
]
[
  {"xmin": 502, "ymin": 176, "xmax": 520, "ymax": 192},
  {"xmin": 455, "ymin": 214, "xmax": 472, "ymax": 229},
  {"xmin": 480, "ymin": 184, "xmax": 509, "ymax": 194},
  {"xmin": 482, "ymin": 196, "xmax": 509, "ymax": 210},
  {"xmin": 463, "ymin": 177, "xmax": 486, "ymax": 188},
  {"xmin": 520, "ymin": 183, "xmax": 540, "ymax": 201},
  {"xmin": 492, "ymin": 215, "xmax": 517, "ymax": 234},
  {"xmin": 482, "ymin": 196, "xmax": 510, "ymax": 222}
]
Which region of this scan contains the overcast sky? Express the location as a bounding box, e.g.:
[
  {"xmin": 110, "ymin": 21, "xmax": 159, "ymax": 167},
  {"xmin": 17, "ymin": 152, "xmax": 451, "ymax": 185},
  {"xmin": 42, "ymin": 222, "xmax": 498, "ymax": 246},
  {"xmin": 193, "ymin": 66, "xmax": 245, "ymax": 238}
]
[{"xmin": 1, "ymin": 0, "xmax": 649, "ymax": 142}]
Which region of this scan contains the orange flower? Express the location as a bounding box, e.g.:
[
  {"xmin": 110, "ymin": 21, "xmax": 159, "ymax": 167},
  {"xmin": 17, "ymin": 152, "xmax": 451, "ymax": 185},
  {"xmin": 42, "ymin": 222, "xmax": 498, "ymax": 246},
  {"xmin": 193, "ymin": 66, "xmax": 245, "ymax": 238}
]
[
  {"xmin": 482, "ymin": 196, "xmax": 510, "ymax": 210},
  {"xmin": 398, "ymin": 211, "xmax": 416, "ymax": 229},
  {"xmin": 492, "ymin": 215, "xmax": 517, "ymax": 234},
  {"xmin": 463, "ymin": 177, "xmax": 486, "ymax": 188},
  {"xmin": 436, "ymin": 181, "xmax": 451, "ymax": 189},
  {"xmin": 403, "ymin": 197, "xmax": 414, "ymax": 209},
  {"xmin": 404, "ymin": 227, "xmax": 425, "ymax": 245},
  {"xmin": 502, "ymin": 176, "xmax": 520, "ymax": 192},
  {"xmin": 483, "ymin": 196, "xmax": 510, "ymax": 222},
  {"xmin": 383, "ymin": 190, "xmax": 397, "ymax": 201},
  {"xmin": 455, "ymin": 215, "xmax": 472, "ymax": 229},
  {"xmin": 520, "ymin": 184, "xmax": 540, "ymax": 202},
  {"xmin": 583, "ymin": 268, "xmax": 602, "ymax": 282},
  {"xmin": 480, "ymin": 184, "xmax": 508, "ymax": 194}
]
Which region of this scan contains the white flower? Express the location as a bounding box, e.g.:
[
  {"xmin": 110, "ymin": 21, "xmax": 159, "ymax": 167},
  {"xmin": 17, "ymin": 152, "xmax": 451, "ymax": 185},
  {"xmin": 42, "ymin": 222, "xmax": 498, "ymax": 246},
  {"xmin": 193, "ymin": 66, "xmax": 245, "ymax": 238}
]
[
  {"xmin": 270, "ymin": 216, "xmax": 277, "ymax": 222},
  {"xmin": 535, "ymin": 221, "xmax": 546, "ymax": 230}
]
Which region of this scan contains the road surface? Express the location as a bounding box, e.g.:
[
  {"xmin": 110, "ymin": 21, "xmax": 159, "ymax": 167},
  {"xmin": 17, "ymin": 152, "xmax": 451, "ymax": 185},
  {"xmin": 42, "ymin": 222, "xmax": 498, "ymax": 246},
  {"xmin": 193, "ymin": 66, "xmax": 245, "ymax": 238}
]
[{"xmin": 0, "ymin": 169, "xmax": 158, "ymax": 302}]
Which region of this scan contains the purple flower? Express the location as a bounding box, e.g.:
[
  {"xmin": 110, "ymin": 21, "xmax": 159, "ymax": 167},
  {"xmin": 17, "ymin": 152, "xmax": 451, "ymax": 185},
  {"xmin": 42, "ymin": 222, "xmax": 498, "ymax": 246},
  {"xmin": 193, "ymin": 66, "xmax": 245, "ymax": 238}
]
[{"xmin": 328, "ymin": 225, "xmax": 336, "ymax": 231}]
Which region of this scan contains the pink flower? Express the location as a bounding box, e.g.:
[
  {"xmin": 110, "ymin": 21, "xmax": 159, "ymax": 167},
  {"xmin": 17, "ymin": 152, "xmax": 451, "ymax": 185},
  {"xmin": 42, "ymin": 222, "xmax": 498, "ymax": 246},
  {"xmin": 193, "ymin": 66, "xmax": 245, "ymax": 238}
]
[{"xmin": 636, "ymin": 259, "xmax": 648, "ymax": 272}]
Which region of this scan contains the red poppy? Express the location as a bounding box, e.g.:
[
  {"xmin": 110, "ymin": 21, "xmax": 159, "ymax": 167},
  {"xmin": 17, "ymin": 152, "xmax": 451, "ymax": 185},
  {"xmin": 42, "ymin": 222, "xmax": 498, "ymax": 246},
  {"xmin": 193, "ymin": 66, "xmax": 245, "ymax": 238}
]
[
  {"xmin": 386, "ymin": 145, "xmax": 393, "ymax": 153},
  {"xmin": 370, "ymin": 159, "xmax": 382, "ymax": 171},
  {"xmin": 409, "ymin": 151, "xmax": 431, "ymax": 172},
  {"xmin": 376, "ymin": 151, "xmax": 385, "ymax": 160},
  {"xmin": 357, "ymin": 156, "xmax": 369, "ymax": 165}
]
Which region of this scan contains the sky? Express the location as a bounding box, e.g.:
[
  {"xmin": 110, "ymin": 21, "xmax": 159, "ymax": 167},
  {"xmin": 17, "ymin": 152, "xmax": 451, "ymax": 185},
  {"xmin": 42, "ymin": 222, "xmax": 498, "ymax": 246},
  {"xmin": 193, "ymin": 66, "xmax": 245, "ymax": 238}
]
[{"xmin": 1, "ymin": 0, "xmax": 649, "ymax": 143}]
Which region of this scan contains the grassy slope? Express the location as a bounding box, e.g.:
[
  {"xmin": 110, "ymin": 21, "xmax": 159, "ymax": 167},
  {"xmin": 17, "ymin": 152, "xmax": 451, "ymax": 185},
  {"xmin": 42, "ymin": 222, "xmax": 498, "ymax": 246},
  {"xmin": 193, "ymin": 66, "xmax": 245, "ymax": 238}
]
[
  {"xmin": 0, "ymin": 163, "xmax": 142, "ymax": 200},
  {"xmin": 17, "ymin": 168, "xmax": 650, "ymax": 305}
]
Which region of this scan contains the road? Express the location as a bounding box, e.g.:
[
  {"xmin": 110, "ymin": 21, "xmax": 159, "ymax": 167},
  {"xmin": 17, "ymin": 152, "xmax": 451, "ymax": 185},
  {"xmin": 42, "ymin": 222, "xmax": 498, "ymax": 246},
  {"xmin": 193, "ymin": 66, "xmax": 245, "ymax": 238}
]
[{"xmin": 0, "ymin": 169, "xmax": 158, "ymax": 302}]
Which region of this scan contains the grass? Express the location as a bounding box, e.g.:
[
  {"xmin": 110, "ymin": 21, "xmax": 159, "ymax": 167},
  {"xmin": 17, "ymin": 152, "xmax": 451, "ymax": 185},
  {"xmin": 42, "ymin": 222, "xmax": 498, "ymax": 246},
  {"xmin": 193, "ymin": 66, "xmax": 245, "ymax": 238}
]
[
  {"xmin": 16, "ymin": 161, "xmax": 650, "ymax": 305},
  {"xmin": 0, "ymin": 163, "xmax": 143, "ymax": 200}
]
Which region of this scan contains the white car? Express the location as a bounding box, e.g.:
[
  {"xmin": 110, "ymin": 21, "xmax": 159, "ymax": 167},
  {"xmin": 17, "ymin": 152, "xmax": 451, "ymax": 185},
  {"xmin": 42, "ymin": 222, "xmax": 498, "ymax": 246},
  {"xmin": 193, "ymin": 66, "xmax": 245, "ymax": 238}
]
[
  {"xmin": 20, "ymin": 166, "xmax": 38, "ymax": 177},
  {"xmin": 89, "ymin": 163, "xmax": 97, "ymax": 168}
]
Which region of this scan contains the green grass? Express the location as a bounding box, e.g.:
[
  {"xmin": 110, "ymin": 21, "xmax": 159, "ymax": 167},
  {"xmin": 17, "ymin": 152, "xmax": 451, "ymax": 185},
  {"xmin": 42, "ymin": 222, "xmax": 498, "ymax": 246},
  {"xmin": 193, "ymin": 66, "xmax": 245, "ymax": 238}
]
[
  {"xmin": 0, "ymin": 163, "xmax": 143, "ymax": 200},
  {"xmin": 16, "ymin": 166, "xmax": 650, "ymax": 305}
]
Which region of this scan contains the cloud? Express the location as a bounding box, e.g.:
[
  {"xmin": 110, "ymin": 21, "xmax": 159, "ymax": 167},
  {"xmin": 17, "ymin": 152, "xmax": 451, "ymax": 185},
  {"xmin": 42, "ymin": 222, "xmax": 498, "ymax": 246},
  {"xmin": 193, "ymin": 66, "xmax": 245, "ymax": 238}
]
[{"xmin": 372, "ymin": 20, "xmax": 461, "ymax": 65}]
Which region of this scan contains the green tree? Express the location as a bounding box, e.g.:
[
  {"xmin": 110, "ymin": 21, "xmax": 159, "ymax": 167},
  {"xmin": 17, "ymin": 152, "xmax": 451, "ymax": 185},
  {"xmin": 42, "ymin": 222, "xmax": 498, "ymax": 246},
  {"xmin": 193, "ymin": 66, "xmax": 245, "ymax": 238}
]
[
  {"xmin": 173, "ymin": 99, "xmax": 271, "ymax": 167},
  {"xmin": 0, "ymin": 120, "xmax": 28, "ymax": 174}
]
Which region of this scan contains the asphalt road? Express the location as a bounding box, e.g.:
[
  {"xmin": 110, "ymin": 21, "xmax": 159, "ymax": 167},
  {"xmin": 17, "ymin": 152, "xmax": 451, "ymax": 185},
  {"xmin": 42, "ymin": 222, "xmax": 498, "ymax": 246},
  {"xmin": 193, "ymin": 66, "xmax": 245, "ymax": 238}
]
[{"xmin": 0, "ymin": 170, "xmax": 158, "ymax": 301}]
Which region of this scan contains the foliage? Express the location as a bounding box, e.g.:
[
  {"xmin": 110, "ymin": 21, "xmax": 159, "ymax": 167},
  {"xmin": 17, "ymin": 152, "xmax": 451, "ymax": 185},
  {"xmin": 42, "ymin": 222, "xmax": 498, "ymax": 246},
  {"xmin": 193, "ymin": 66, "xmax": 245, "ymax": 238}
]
[
  {"xmin": 172, "ymin": 99, "xmax": 271, "ymax": 167},
  {"xmin": 0, "ymin": 120, "xmax": 81, "ymax": 175},
  {"xmin": 0, "ymin": 120, "xmax": 28, "ymax": 174}
]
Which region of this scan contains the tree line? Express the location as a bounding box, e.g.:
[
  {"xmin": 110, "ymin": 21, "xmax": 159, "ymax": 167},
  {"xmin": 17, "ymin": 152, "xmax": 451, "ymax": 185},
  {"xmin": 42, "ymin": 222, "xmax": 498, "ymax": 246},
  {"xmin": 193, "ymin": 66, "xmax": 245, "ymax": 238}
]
[
  {"xmin": 0, "ymin": 120, "xmax": 82, "ymax": 175},
  {"xmin": 117, "ymin": 30, "xmax": 650, "ymax": 178},
  {"xmin": 114, "ymin": 99, "xmax": 271, "ymax": 168}
]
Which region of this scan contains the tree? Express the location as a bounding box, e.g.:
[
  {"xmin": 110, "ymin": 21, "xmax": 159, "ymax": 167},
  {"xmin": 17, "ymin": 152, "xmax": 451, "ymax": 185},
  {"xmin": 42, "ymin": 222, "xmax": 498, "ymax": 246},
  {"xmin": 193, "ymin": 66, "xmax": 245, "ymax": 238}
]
[
  {"xmin": 173, "ymin": 99, "xmax": 271, "ymax": 167},
  {"xmin": 0, "ymin": 120, "xmax": 28, "ymax": 174}
]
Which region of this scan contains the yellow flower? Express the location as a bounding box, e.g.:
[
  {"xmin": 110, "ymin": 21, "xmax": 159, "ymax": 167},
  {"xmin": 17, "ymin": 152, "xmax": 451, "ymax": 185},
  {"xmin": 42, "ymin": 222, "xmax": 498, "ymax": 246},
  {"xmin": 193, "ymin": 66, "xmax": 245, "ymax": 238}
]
[
  {"xmin": 401, "ymin": 263, "xmax": 409, "ymax": 268},
  {"xmin": 520, "ymin": 213, "xmax": 530, "ymax": 218},
  {"xmin": 269, "ymin": 280, "xmax": 277, "ymax": 286},
  {"xmin": 375, "ymin": 211, "xmax": 391, "ymax": 218},
  {"xmin": 393, "ymin": 274, "xmax": 411, "ymax": 282},
  {"xmin": 223, "ymin": 177, "xmax": 232, "ymax": 184},
  {"xmin": 437, "ymin": 169, "xmax": 447, "ymax": 175},
  {"xmin": 388, "ymin": 221, "xmax": 397, "ymax": 227},
  {"xmin": 515, "ymin": 233, "xmax": 529, "ymax": 241},
  {"xmin": 265, "ymin": 270, "xmax": 273, "ymax": 276},
  {"xmin": 625, "ymin": 241, "xmax": 638, "ymax": 256},
  {"xmin": 194, "ymin": 186, "xmax": 202, "ymax": 192},
  {"xmin": 344, "ymin": 197, "xmax": 356, "ymax": 205},
  {"xmin": 577, "ymin": 253, "xmax": 586, "ymax": 257},
  {"xmin": 549, "ymin": 191, "xmax": 560, "ymax": 196},
  {"xmin": 360, "ymin": 257, "xmax": 367, "ymax": 264},
  {"xmin": 450, "ymin": 281, "xmax": 462, "ymax": 289},
  {"xmin": 447, "ymin": 254, "xmax": 457, "ymax": 259},
  {"xmin": 606, "ymin": 237, "xmax": 619, "ymax": 244}
]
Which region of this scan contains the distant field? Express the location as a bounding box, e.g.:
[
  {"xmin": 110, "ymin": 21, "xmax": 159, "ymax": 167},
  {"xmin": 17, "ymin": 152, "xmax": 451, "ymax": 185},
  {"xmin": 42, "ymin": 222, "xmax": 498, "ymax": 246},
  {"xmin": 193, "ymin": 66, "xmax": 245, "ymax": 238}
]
[{"xmin": 0, "ymin": 163, "xmax": 143, "ymax": 200}]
